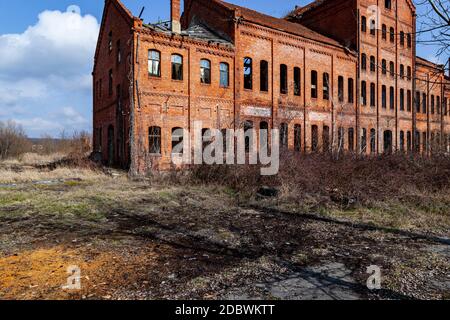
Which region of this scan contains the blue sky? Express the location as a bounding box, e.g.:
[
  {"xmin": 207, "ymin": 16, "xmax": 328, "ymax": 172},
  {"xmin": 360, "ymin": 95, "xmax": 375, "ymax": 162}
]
[{"xmin": 0, "ymin": 0, "xmax": 444, "ymax": 137}]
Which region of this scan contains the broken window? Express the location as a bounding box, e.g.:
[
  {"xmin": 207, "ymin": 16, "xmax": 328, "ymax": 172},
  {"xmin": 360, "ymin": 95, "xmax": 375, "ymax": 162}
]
[
  {"xmin": 361, "ymin": 16, "xmax": 367, "ymax": 32},
  {"xmin": 323, "ymin": 73, "xmax": 330, "ymax": 100},
  {"xmin": 390, "ymin": 27, "xmax": 395, "ymax": 42},
  {"xmin": 338, "ymin": 76, "xmax": 344, "ymax": 102},
  {"xmin": 323, "ymin": 125, "xmax": 330, "ymax": 152},
  {"xmin": 370, "ymin": 82, "xmax": 376, "ymax": 107},
  {"xmin": 422, "ymin": 93, "xmax": 427, "ymax": 114},
  {"xmin": 171, "ymin": 54, "xmax": 183, "ymax": 81},
  {"xmin": 294, "ymin": 124, "xmax": 302, "ymax": 152},
  {"xmin": 220, "ymin": 62, "xmax": 229, "ymax": 87},
  {"xmin": 385, "ymin": 0, "xmax": 392, "ymax": 9},
  {"xmin": 311, "ymin": 70, "xmax": 318, "ymax": 98},
  {"xmin": 389, "ymin": 61, "xmax": 394, "ymax": 77},
  {"xmin": 370, "ymin": 129, "xmax": 376, "ymax": 153},
  {"xmin": 361, "ymin": 53, "xmax": 367, "ymax": 70},
  {"xmin": 431, "ymin": 95, "xmax": 435, "ymax": 114},
  {"xmin": 108, "ymin": 69, "xmax": 113, "ymax": 96},
  {"xmin": 407, "ymin": 66, "xmax": 412, "ymax": 80},
  {"xmin": 348, "ymin": 78, "xmax": 354, "ymax": 103},
  {"xmin": 348, "ymin": 128, "xmax": 354, "ymax": 152},
  {"xmin": 400, "ymin": 131, "xmax": 405, "ymax": 152},
  {"xmin": 108, "ymin": 31, "xmax": 113, "ymax": 52},
  {"xmin": 400, "ymin": 89, "xmax": 405, "ymax": 111},
  {"xmin": 382, "ymin": 85, "xmax": 387, "ymax": 108},
  {"xmin": 200, "ymin": 59, "xmax": 211, "ymax": 84},
  {"xmin": 390, "ymin": 86, "xmax": 395, "ymax": 110},
  {"xmin": 280, "ymin": 123, "xmax": 288, "ymax": 148},
  {"xmin": 407, "ymin": 34, "xmax": 412, "ymax": 48},
  {"xmin": 149, "ymin": 126, "xmax": 162, "ymax": 155},
  {"xmin": 400, "ymin": 64, "xmax": 404, "ymax": 78},
  {"xmin": 382, "ymin": 59, "xmax": 387, "ymax": 75},
  {"xmin": 370, "ymin": 20, "xmax": 376, "ymax": 35},
  {"xmin": 117, "ymin": 39, "xmax": 121, "ymax": 64},
  {"xmin": 382, "ymin": 24, "xmax": 387, "ymax": 40},
  {"xmin": 280, "ymin": 64, "xmax": 288, "ymax": 94},
  {"xmin": 361, "ymin": 81, "xmax": 367, "ymax": 106},
  {"xmin": 370, "ymin": 56, "xmax": 376, "ymax": 72},
  {"xmin": 244, "ymin": 121, "xmax": 254, "ymax": 153},
  {"xmin": 294, "ymin": 67, "xmax": 301, "ymax": 96},
  {"xmin": 361, "ymin": 128, "xmax": 367, "ymax": 153},
  {"xmin": 260, "ymin": 60, "xmax": 269, "ymax": 92},
  {"xmin": 244, "ymin": 57, "xmax": 252, "ymax": 89},
  {"xmin": 407, "ymin": 90, "xmax": 412, "ymax": 112},
  {"xmin": 171, "ymin": 127, "xmax": 184, "ymax": 154},
  {"xmin": 311, "ymin": 125, "xmax": 319, "ymax": 152},
  {"xmin": 148, "ymin": 50, "xmax": 161, "ymax": 77},
  {"xmin": 384, "ymin": 130, "xmax": 393, "ymax": 154},
  {"xmin": 400, "ymin": 31, "xmax": 405, "ymax": 46}
]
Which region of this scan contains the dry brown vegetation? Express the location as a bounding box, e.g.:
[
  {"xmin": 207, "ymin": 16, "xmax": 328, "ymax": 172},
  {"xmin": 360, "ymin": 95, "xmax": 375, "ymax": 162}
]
[{"xmin": 0, "ymin": 152, "xmax": 449, "ymax": 300}]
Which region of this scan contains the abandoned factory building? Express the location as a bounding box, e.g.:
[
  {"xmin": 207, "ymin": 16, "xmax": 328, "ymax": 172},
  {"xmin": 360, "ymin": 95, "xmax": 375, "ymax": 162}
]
[{"xmin": 92, "ymin": 0, "xmax": 450, "ymax": 171}]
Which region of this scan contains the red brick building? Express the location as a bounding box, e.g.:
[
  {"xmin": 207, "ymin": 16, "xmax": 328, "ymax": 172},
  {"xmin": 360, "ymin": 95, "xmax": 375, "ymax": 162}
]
[{"xmin": 92, "ymin": 0, "xmax": 450, "ymax": 172}]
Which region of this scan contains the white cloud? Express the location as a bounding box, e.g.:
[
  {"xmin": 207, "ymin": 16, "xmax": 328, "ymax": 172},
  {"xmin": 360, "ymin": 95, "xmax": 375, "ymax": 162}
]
[{"xmin": 0, "ymin": 8, "xmax": 99, "ymax": 137}]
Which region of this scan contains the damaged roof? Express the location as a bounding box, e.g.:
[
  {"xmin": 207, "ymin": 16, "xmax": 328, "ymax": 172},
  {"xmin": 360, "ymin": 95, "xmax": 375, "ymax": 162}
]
[
  {"xmin": 217, "ymin": 0, "xmax": 349, "ymax": 50},
  {"xmin": 143, "ymin": 18, "xmax": 233, "ymax": 46}
]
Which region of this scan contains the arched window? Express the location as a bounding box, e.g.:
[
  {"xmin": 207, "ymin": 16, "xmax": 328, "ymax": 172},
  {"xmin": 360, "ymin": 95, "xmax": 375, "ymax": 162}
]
[
  {"xmin": 407, "ymin": 90, "xmax": 412, "ymax": 111},
  {"xmin": 148, "ymin": 50, "xmax": 161, "ymax": 77},
  {"xmin": 149, "ymin": 126, "xmax": 162, "ymax": 154},
  {"xmin": 294, "ymin": 67, "xmax": 301, "ymax": 96},
  {"xmin": 400, "ymin": 131, "xmax": 405, "ymax": 152},
  {"xmin": 407, "ymin": 131, "xmax": 412, "ymax": 152},
  {"xmin": 294, "ymin": 124, "xmax": 302, "ymax": 152},
  {"xmin": 200, "ymin": 59, "xmax": 211, "ymax": 84},
  {"xmin": 382, "ymin": 85, "xmax": 387, "ymax": 108},
  {"xmin": 361, "ymin": 53, "xmax": 367, "ymax": 70},
  {"xmin": 400, "ymin": 31, "xmax": 405, "ymax": 46},
  {"xmin": 370, "ymin": 56, "xmax": 376, "ymax": 72},
  {"xmin": 311, "ymin": 125, "xmax": 319, "ymax": 152},
  {"xmin": 348, "ymin": 78, "xmax": 354, "ymax": 103},
  {"xmin": 311, "ymin": 70, "xmax": 318, "ymax": 98},
  {"xmin": 385, "ymin": 0, "xmax": 392, "ymax": 9},
  {"xmin": 244, "ymin": 121, "xmax": 254, "ymax": 152},
  {"xmin": 400, "ymin": 89, "xmax": 405, "ymax": 111},
  {"xmin": 370, "ymin": 129, "xmax": 376, "ymax": 154},
  {"xmin": 361, "ymin": 128, "xmax": 367, "ymax": 153},
  {"xmin": 407, "ymin": 66, "xmax": 412, "ymax": 80},
  {"xmin": 390, "ymin": 27, "xmax": 395, "ymax": 42},
  {"xmin": 220, "ymin": 62, "xmax": 229, "ymax": 87},
  {"xmin": 323, "ymin": 125, "xmax": 330, "ymax": 152},
  {"xmin": 370, "ymin": 20, "xmax": 376, "ymax": 35},
  {"xmin": 390, "ymin": 61, "xmax": 395, "ymax": 77},
  {"xmin": 382, "ymin": 59, "xmax": 387, "ymax": 74},
  {"xmin": 348, "ymin": 128, "xmax": 354, "ymax": 152},
  {"xmin": 390, "ymin": 86, "xmax": 395, "ymax": 110},
  {"xmin": 361, "ymin": 16, "xmax": 367, "ymax": 32},
  {"xmin": 244, "ymin": 57, "xmax": 253, "ymax": 89},
  {"xmin": 260, "ymin": 60, "xmax": 269, "ymax": 92},
  {"xmin": 280, "ymin": 64, "xmax": 288, "ymax": 94},
  {"xmin": 382, "ymin": 24, "xmax": 387, "ymax": 40},
  {"xmin": 280, "ymin": 123, "xmax": 288, "ymax": 148},
  {"xmin": 407, "ymin": 34, "xmax": 412, "ymax": 48},
  {"xmin": 202, "ymin": 128, "xmax": 212, "ymax": 152},
  {"xmin": 171, "ymin": 127, "xmax": 184, "ymax": 154},
  {"xmin": 361, "ymin": 81, "xmax": 367, "ymax": 106},
  {"xmin": 338, "ymin": 76, "xmax": 344, "ymax": 102},
  {"xmin": 338, "ymin": 127, "xmax": 345, "ymax": 151},
  {"xmin": 323, "ymin": 73, "xmax": 330, "ymax": 100},
  {"xmin": 431, "ymin": 95, "xmax": 435, "ymax": 114},
  {"xmin": 370, "ymin": 83, "xmax": 376, "ymax": 107},
  {"xmin": 171, "ymin": 54, "xmax": 183, "ymax": 80},
  {"xmin": 260, "ymin": 121, "xmax": 269, "ymax": 151}
]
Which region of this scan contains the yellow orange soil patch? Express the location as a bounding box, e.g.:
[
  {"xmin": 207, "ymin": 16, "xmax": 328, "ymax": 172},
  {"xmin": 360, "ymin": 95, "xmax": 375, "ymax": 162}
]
[{"xmin": 0, "ymin": 245, "xmax": 160, "ymax": 300}]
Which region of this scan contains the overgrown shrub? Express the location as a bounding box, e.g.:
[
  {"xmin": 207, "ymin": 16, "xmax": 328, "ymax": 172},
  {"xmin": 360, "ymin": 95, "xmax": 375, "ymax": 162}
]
[{"xmin": 0, "ymin": 120, "xmax": 32, "ymax": 160}]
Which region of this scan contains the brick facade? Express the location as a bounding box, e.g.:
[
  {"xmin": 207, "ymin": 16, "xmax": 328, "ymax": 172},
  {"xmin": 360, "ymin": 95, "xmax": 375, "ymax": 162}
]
[{"xmin": 92, "ymin": 0, "xmax": 450, "ymax": 172}]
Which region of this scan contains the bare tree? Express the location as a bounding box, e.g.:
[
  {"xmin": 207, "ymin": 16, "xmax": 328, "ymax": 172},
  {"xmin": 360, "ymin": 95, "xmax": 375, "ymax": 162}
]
[{"xmin": 415, "ymin": 0, "xmax": 450, "ymax": 59}]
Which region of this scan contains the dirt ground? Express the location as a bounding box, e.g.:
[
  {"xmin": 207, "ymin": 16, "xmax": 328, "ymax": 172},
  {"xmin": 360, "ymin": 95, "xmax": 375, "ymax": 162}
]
[{"xmin": 0, "ymin": 164, "xmax": 449, "ymax": 300}]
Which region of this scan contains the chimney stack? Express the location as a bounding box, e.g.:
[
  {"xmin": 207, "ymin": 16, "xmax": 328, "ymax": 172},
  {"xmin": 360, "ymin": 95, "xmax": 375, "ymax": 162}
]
[{"xmin": 171, "ymin": 0, "xmax": 181, "ymax": 34}]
